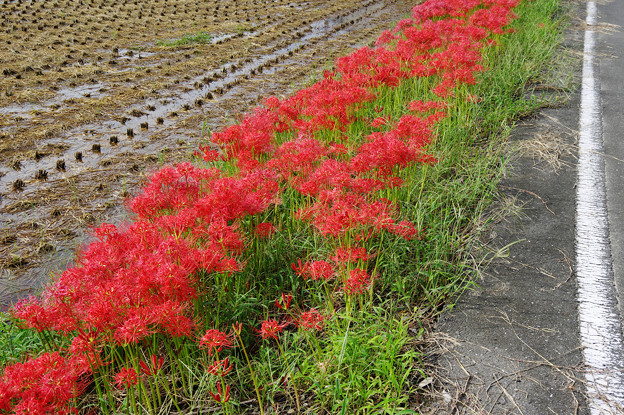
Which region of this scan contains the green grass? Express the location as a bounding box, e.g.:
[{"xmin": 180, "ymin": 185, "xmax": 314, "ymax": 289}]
[
  {"xmin": 156, "ymin": 32, "xmax": 213, "ymax": 47},
  {"xmin": 0, "ymin": 313, "xmax": 67, "ymax": 366}
]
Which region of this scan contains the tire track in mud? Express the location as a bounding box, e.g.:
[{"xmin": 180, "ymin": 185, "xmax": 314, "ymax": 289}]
[{"xmin": 0, "ymin": 0, "xmax": 415, "ymax": 308}]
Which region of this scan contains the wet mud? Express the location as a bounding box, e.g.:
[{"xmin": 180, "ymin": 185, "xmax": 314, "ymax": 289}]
[{"xmin": 0, "ymin": 0, "xmax": 415, "ymax": 309}]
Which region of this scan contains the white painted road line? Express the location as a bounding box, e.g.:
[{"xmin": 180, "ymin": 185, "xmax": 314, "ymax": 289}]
[{"xmin": 576, "ymin": 1, "xmax": 624, "ymax": 413}]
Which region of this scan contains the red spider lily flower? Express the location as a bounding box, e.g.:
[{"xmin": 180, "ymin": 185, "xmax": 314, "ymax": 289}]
[
  {"xmin": 297, "ymin": 308, "xmax": 326, "ymax": 332},
  {"xmin": 296, "ymin": 190, "xmax": 400, "ymax": 239},
  {"xmin": 328, "ymin": 143, "xmax": 348, "ymax": 155},
  {"xmin": 408, "ymin": 100, "xmax": 448, "ymax": 113},
  {"xmin": 376, "ymin": 28, "xmax": 395, "ymax": 45},
  {"xmin": 156, "ymin": 302, "xmax": 196, "ymax": 338},
  {"xmin": 199, "ymin": 329, "xmax": 234, "ymax": 356},
  {"xmin": 140, "ymin": 355, "xmax": 164, "ymax": 377},
  {"xmin": 389, "ymin": 220, "xmax": 420, "ymax": 240},
  {"xmin": 255, "ymin": 221, "xmax": 277, "ymax": 238},
  {"xmin": 263, "ymin": 95, "xmax": 281, "ymax": 109},
  {"xmin": 344, "ymin": 268, "xmax": 371, "ymax": 295},
  {"xmin": 469, "ymin": 5, "xmax": 517, "ymax": 35},
  {"xmin": 393, "ymin": 18, "xmax": 415, "ymax": 33},
  {"xmin": 206, "ymin": 357, "xmax": 233, "ymax": 377},
  {"xmin": 206, "ymin": 218, "xmax": 245, "ymax": 254},
  {"xmin": 371, "ymin": 117, "xmax": 388, "ymax": 128},
  {"xmin": 11, "ymin": 296, "xmax": 59, "ymax": 333},
  {"xmin": 387, "ymin": 176, "xmax": 404, "ymax": 188},
  {"xmin": 113, "ymin": 316, "xmax": 153, "ymax": 346},
  {"xmin": 70, "ymin": 331, "xmax": 105, "ymax": 369},
  {"xmin": 275, "ymin": 293, "xmax": 293, "ymax": 310},
  {"xmin": 331, "ymin": 246, "xmax": 369, "ymax": 265},
  {"xmin": 94, "ymin": 223, "xmax": 118, "ymax": 241},
  {"xmin": 10, "ymin": 397, "xmax": 49, "ymax": 414},
  {"xmin": 291, "ymin": 259, "xmax": 336, "ymax": 281},
  {"xmin": 205, "ymin": 361, "xmax": 220, "ymax": 376},
  {"xmin": 258, "ymin": 319, "xmax": 288, "ymax": 340},
  {"xmin": 201, "ymin": 149, "xmax": 221, "ymax": 162},
  {"xmin": 219, "ymin": 357, "xmax": 233, "ymax": 376},
  {"xmin": 114, "ymin": 367, "xmax": 138, "ymax": 389},
  {"xmin": 209, "ymin": 381, "xmax": 231, "ymax": 403}
]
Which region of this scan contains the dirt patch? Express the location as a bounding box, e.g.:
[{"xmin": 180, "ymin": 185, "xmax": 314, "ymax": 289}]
[{"xmin": 0, "ymin": 0, "xmax": 416, "ymax": 309}]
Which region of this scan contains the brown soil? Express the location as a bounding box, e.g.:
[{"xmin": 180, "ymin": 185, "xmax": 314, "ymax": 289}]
[{"xmin": 0, "ymin": 0, "xmax": 415, "ymax": 309}]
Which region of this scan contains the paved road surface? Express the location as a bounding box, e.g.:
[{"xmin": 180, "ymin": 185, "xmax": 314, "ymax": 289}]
[{"xmin": 431, "ymin": 1, "xmax": 624, "ymax": 413}]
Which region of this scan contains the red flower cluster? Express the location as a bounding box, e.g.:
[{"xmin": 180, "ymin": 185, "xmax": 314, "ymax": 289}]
[
  {"xmin": 291, "ymin": 259, "xmax": 335, "ymax": 281},
  {"xmin": 13, "ymin": 224, "xmax": 201, "ymax": 341},
  {"xmin": 344, "ymin": 269, "xmax": 372, "ymax": 295},
  {"xmin": 199, "ymin": 329, "xmax": 235, "ymax": 356},
  {"xmin": 296, "ymin": 190, "xmax": 418, "ymax": 240},
  {"xmin": 297, "ymin": 309, "xmax": 326, "ymax": 332},
  {"xmin": 331, "ymin": 246, "xmax": 370, "ymax": 265},
  {"xmin": 0, "ymin": 352, "xmax": 87, "ymax": 414},
  {"xmin": 2, "ymin": 0, "xmax": 524, "ymax": 411},
  {"xmin": 114, "ymin": 367, "xmax": 139, "ymax": 389},
  {"xmin": 258, "ymin": 319, "xmax": 288, "ymax": 340},
  {"xmin": 255, "ymin": 221, "xmax": 277, "ymax": 238}
]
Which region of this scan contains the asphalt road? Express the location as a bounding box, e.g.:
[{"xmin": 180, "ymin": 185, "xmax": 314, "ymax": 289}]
[
  {"xmin": 431, "ymin": 1, "xmax": 624, "ymax": 413},
  {"xmin": 600, "ymin": 0, "xmax": 624, "ymax": 338}
]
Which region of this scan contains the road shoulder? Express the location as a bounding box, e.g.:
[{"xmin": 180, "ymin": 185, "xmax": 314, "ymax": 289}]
[{"xmin": 427, "ymin": 2, "xmax": 591, "ymax": 413}]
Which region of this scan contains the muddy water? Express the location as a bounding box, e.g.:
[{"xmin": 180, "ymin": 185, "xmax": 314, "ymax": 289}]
[{"xmin": 0, "ymin": 0, "xmax": 415, "ymax": 310}]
